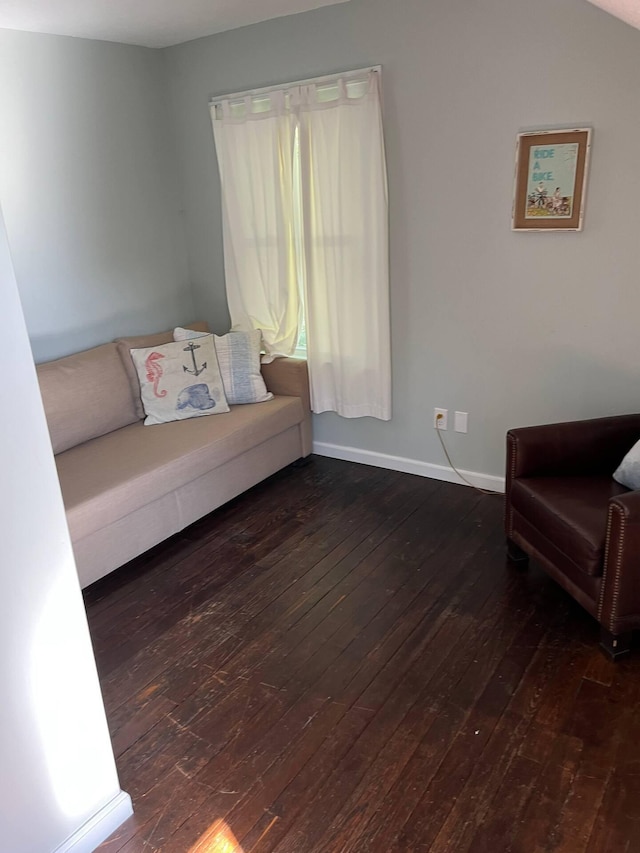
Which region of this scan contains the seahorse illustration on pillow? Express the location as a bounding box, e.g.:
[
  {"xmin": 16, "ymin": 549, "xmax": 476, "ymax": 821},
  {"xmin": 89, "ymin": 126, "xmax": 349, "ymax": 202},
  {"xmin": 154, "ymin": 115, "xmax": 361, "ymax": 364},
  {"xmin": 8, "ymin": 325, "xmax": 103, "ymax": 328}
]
[{"xmin": 145, "ymin": 352, "xmax": 167, "ymax": 398}]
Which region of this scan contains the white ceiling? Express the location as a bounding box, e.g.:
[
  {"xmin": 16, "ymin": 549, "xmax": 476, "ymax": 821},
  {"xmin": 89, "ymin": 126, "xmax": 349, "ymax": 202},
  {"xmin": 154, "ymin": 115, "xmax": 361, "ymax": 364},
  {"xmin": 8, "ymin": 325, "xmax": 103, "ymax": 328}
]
[
  {"xmin": 0, "ymin": 0, "xmax": 350, "ymax": 49},
  {"xmin": 586, "ymin": 0, "xmax": 640, "ymax": 30},
  {"xmin": 0, "ymin": 0, "xmax": 637, "ymax": 51}
]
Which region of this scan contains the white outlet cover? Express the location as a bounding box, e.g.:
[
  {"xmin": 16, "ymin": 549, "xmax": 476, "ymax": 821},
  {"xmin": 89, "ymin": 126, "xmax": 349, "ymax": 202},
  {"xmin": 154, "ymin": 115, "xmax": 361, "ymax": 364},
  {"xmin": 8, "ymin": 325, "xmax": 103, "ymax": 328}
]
[{"xmin": 454, "ymin": 411, "xmax": 468, "ymax": 433}]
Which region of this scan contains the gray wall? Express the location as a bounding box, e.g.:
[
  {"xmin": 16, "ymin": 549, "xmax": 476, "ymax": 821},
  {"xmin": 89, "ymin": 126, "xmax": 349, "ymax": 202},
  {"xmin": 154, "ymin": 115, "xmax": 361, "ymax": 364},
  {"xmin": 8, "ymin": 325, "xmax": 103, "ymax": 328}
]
[
  {"xmin": 164, "ymin": 0, "xmax": 640, "ymax": 478},
  {"xmin": 0, "ymin": 29, "xmax": 193, "ymax": 362}
]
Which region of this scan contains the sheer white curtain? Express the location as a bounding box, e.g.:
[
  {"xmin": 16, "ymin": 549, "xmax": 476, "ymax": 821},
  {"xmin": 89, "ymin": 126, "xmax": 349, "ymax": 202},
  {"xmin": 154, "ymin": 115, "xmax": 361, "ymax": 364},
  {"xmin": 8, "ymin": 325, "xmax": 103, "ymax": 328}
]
[
  {"xmin": 211, "ymin": 70, "xmax": 391, "ymax": 418},
  {"xmin": 212, "ymin": 92, "xmax": 301, "ymax": 361},
  {"xmin": 298, "ymin": 73, "xmax": 390, "ymax": 420}
]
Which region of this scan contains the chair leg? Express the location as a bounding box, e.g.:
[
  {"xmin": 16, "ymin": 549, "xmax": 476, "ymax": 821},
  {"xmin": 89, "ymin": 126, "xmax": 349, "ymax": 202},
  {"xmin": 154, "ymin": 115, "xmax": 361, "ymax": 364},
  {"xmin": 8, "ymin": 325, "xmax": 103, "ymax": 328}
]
[
  {"xmin": 599, "ymin": 628, "xmax": 632, "ymax": 661},
  {"xmin": 506, "ymin": 537, "xmax": 529, "ymax": 564}
]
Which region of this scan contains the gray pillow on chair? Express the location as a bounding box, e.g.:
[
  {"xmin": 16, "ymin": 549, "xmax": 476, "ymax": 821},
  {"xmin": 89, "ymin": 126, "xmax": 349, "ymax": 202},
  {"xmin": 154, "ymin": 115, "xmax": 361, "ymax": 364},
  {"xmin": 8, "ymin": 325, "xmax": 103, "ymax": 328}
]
[{"xmin": 613, "ymin": 439, "xmax": 640, "ymax": 489}]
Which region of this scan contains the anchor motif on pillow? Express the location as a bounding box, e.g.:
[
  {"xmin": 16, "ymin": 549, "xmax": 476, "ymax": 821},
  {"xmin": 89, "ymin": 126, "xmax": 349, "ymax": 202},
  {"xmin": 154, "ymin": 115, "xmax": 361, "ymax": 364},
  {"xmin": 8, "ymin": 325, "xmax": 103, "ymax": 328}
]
[{"xmin": 183, "ymin": 342, "xmax": 207, "ymax": 377}]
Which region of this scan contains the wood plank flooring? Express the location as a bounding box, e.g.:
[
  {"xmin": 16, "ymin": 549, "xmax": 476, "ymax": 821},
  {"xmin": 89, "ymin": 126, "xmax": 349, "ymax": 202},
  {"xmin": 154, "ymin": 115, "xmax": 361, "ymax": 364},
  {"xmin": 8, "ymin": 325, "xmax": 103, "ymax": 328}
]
[{"xmin": 88, "ymin": 456, "xmax": 640, "ymax": 853}]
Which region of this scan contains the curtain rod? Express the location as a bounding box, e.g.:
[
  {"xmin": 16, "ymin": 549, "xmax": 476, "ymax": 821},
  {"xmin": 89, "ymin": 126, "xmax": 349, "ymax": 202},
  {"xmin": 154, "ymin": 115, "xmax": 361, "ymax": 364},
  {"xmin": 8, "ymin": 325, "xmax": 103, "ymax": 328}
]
[{"xmin": 209, "ymin": 65, "xmax": 381, "ymax": 108}]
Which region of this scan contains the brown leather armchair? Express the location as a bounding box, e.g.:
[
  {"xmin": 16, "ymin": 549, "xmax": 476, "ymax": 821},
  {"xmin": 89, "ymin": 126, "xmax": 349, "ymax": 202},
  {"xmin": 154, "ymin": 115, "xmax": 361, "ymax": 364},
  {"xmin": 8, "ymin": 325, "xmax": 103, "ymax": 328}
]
[{"xmin": 505, "ymin": 414, "xmax": 640, "ymax": 659}]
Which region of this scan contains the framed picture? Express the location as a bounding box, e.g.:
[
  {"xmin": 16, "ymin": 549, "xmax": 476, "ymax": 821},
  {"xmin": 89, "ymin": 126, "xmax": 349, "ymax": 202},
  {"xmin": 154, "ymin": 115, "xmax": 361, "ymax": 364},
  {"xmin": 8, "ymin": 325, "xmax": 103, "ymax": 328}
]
[{"xmin": 512, "ymin": 128, "xmax": 592, "ymax": 231}]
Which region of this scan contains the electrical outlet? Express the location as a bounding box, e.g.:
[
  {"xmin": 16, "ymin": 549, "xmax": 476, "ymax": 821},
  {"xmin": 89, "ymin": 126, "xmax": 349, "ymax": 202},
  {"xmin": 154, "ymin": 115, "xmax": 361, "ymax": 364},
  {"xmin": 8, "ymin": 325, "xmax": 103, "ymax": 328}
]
[
  {"xmin": 454, "ymin": 411, "xmax": 468, "ymax": 433},
  {"xmin": 434, "ymin": 408, "xmax": 448, "ymax": 429}
]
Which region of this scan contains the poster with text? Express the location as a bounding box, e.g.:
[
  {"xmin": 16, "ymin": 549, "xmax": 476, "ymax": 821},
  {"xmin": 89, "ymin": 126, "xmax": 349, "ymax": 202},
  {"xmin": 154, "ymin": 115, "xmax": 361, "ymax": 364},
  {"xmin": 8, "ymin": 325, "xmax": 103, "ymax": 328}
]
[
  {"xmin": 512, "ymin": 129, "xmax": 591, "ymax": 231},
  {"xmin": 525, "ymin": 143, "xmax": 578, "ymax": 219}
]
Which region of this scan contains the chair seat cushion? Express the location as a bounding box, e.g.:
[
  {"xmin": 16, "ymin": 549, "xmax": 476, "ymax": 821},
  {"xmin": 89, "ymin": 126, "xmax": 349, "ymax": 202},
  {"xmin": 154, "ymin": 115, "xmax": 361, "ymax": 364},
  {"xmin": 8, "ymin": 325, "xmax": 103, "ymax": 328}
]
[{"xmin": 510, "ymin": 476, "xmax": 629, "ymax": 577}]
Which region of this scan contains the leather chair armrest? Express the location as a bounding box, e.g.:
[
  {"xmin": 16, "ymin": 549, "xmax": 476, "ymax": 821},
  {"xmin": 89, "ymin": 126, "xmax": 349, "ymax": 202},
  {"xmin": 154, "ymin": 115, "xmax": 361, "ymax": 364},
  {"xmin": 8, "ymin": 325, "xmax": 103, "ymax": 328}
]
[
  {"xmin": 260, "ymin": 357, "xmax": 311, "ymax": 412},
  {"xmin": 507, "ymin": 415, "xmax": 640, "ymax": 479},
  {"xmin": 598, "ymin": 490, "xmax": 640, "ymax": 634}
]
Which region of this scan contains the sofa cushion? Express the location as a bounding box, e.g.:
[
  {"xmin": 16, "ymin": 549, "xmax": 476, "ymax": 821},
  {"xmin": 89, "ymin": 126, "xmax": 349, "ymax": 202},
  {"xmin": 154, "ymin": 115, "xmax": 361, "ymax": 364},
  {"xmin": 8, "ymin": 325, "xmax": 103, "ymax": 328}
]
[
  {"xmin": 116, "ymin": 322, "xmax": 210, "ymax": 418},
  {"xmin": 37, "ymin": 343, "xmax": 139, "ymax": 454},
  {"xmin": 129, "ymin": 336, "xmax": 230, "ymax": 425},
  {"xmin": 510, "ymin": 476, "xmax": 629, "ymax": 577},
  {"xmin": 56, "ymin": 395, "xmax": 304, "ymax": 541}
]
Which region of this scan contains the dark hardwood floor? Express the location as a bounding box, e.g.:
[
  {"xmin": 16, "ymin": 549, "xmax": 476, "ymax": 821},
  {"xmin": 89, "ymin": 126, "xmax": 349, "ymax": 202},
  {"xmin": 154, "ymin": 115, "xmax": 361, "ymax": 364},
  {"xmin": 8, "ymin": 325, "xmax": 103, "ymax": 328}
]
[{"xmin": 88, "ymin": 456, "xmax": 640, "ymax": 853}]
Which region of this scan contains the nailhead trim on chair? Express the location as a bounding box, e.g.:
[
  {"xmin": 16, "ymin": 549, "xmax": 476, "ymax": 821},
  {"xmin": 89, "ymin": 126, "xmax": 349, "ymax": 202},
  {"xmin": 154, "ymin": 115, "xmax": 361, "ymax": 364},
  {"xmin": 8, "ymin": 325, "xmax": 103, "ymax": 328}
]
[
  {"xmin": 597, "ymin": 507, "xmax": 614, "ymax": 622},
  {"xmin": 598, "ymin": 502, "xmax": 625, "ymax": 631},
  {"xmin": 506, "ymin": 433, "xmax": 517, "ymax": 537}
]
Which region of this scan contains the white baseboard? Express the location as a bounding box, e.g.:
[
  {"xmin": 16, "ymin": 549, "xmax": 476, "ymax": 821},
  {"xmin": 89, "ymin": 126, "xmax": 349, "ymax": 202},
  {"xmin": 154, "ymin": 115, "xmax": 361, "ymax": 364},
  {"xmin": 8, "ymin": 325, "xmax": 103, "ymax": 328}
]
[
  {"xmin": 54, "ymin": 790, "xmax": 133, "ymax": 853},
  {"xmin": 312, "ymin": 441, "xmax": 505, "ymax": 493}
]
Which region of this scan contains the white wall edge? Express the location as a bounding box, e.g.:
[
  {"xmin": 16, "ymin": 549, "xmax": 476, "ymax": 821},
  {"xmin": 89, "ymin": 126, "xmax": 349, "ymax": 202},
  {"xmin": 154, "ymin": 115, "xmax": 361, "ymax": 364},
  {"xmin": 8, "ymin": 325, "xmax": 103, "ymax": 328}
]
[
  {"xmin": 54, "ymin": 791, "xmax": 133, "ymax": 853},
  {"xmin": 313, "ymin": 441, "xmax": 505, "ymax": 493}
]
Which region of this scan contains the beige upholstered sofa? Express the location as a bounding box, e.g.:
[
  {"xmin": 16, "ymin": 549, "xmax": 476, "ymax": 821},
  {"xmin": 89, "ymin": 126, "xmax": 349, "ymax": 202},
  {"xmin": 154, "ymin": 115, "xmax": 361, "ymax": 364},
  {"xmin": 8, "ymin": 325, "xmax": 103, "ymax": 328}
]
[{"xmin": 37, "ymin": 323, "xmax": 311, "ymax": 588}]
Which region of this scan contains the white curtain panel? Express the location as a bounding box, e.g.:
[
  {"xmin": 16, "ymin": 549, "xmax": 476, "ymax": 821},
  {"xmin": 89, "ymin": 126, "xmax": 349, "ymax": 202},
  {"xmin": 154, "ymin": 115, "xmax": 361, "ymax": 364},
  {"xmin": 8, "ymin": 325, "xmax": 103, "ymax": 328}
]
[
  {"xmin": 211, "ymin": 70, "xmax": 390, "ymax": 419},
  {"xmin": 212, "ymin": 93, "xmax": 301, "ymax": 362},
  {"xmin": 298, "ymin": 72, "xmax": 391, "ymax": 420}
]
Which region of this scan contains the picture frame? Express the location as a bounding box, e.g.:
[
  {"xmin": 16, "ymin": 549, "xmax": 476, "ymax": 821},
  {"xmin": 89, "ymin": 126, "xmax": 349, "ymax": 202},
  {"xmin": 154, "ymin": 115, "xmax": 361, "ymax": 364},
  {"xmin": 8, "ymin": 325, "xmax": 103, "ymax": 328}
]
[{"xmin": 511, "ymin": 128, "xmax": 592, "ymax": 231}]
